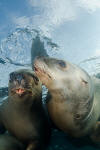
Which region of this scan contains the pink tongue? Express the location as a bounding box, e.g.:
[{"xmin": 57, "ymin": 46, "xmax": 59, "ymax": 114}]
[{"xmin": 16, "ymin": 89, "xmax": 25, "ymax": 94}]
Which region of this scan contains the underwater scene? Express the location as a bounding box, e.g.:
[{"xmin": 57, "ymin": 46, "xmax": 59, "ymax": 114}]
[{"xmin": 0, "ymin": 0, "xmax": 100, "ymax": 150}]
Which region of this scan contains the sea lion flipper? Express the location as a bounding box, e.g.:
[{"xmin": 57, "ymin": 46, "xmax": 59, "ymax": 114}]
[{"xmin": 90, "ymin": 122, "xmax": 100, "ymax": 143}]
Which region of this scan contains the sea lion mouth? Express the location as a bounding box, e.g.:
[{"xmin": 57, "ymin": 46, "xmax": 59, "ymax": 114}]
[
  {"xmin": 34, "ymin": 65, "xmax": 43, "ymax": 74},
  {"xmin": 34, "ymin": 64, "xmax": 52, "ymax": 79},
  {"xmin": 34, "ymin": 66, "xmax": 40, "ymax": 73},
  {"xmin": 15, "ymin": 88, "xmax": 25, "ymax": 95},
  {"xmin": 34, "ymin": 66, "xmax": 38, "ymax": 72},
  {"xmin": 11, "ymin": 88, "xmax": 26, "ymax": 96},
  {"xmin": 34, "ymin": 60, "xmax": 45, "ymax": 73}
]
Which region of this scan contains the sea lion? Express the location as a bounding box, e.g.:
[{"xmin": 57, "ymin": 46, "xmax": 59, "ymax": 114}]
[
  {"xmin": 0, "ymin": 69, "xmax": 50, "ymax": 150},
  {"xmin": 33, "ymin": 57, "xmax": 100, "ymax": 141},
  {"xmin": 0, "ymin": 133, "xmax": 25, "ymax": 150}
]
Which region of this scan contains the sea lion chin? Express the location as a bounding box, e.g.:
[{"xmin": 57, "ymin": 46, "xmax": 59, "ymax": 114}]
[
  {"xmin": 33, "ymin": 57, "xmax": 100, "ymax": 140},
  {"xmin": 0, "ymin": 69, "xmax": 50, "ymax": 150}
]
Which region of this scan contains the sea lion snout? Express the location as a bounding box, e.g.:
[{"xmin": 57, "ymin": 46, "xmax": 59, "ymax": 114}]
[{"xmin": 34, "ymin": 57, "xmax": 46, "ymax": 73}]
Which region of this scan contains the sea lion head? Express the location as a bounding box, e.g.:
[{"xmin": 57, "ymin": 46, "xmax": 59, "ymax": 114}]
[
  {"xmin": 34, "ymin": 57, "xmax": 93, "ymax": 91},
  {"xmin": 8, "ymin": 69, "xmax": 41, "ymax": 99}
]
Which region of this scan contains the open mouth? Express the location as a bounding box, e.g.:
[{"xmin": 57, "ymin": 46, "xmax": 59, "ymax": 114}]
[
  {"xmin": 11, "ymin": 88, "xmax": 26, "ymax": 96},
  {"xmin": 34, "ymin": 59, "xmax": 46, "ymax": 73},
  {"xmin": 15, "ymin": 88, "xmax": 25, "ymax": 95},
  {"xmin": 34, "ymin": 60, "xmax": 52, "ymax": 81},
  {"xmin": 34, "ymin": 64, "xmax": 44, "ymax": 74},
  {"xmin": 34, "ymin": 65, "xmax": 52, "ymax": 80},
  {"xmin": 34, "ymin": 66, "xmax": 39, "ymax": 72}
]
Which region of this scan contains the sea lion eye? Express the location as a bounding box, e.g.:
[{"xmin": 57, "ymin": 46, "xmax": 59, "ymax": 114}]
[{"xmin": 58, "ymin": 61, "xmax": 66, "ymax": 68}]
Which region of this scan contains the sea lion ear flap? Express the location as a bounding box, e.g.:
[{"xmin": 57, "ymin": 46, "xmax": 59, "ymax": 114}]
[{"xmin": 32, "ymin": 74, "xmax": 39, "ymax": 85}]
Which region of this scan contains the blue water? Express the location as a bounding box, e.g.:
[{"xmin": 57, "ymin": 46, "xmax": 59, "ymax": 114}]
[{"xmin": 0, "ymin": 28, "xmax": 100, "ymax": 150}]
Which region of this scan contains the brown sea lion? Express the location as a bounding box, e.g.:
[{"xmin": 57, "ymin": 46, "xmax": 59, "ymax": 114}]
[
  {"xmin": 0, "ymin": 69, "xmax": 50, "ymax": 150},
  {"xmin": 0, "ymin": 133, "xmax": 25, "ymax": 150},
  {"xmin": 33, "ymin": 57, "xmax": 100, "ymax": 141}
]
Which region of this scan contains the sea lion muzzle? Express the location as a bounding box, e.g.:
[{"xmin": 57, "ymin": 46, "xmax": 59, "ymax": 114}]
[{"xmin": 9, "ymin": 72, "xmax": 26, "ymax": 95}]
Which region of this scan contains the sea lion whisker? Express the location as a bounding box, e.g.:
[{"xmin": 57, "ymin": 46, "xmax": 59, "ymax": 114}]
[
  {"xmin": 35, "ymin": 67, "xmax": 52, "ymax": 79},
  {"xmin": 25, "ymin": 89, "xmax": 33, "ymax": 94},
  {"xmin": 34, "ymin": 64, "xmax": 47, "ymax": 75}
]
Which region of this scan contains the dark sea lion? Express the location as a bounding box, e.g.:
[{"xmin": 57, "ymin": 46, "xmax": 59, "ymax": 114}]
[
  {"xmin": 0, "ymin": 69, "xmax": 50, "ymax": 150},
  {"xmin": 33, "ymin": 57, "xmax": 100, "ymax": 141},
  {"xmin": 0, "ymin": 133, "xmax": 24, "ymax": 150}
]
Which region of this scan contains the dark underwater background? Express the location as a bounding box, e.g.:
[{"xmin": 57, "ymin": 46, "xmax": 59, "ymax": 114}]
[{"xmin": 0, "ymin": 28, "xmax": 100, "ymax": 150}]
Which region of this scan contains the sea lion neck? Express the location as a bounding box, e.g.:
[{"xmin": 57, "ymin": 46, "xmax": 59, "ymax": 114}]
[
  {"xmin": 48, "ymin": 89, "xmax": 67, "ymax": 103},
  {"xmin": 8, "ymin": 94, "xmax": 36, "ymax": 109}
]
